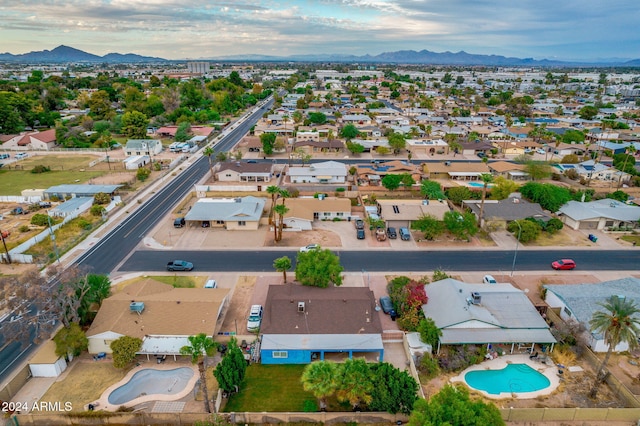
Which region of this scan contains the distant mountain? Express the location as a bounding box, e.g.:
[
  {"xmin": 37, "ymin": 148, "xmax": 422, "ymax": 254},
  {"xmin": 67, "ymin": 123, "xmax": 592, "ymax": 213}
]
[
  {"xmin": 1, "ymin": 45, "xmax": 638, "ymax": 66},
  {"xmin": 0, "ymin": 45, "xmax": 167, "ymax": 63}
]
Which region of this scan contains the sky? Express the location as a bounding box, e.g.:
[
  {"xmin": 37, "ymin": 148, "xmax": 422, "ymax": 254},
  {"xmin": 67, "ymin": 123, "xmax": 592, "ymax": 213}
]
[{"xmin": 1, "ymin": 0, "xmax": 639, "ymax": 61}]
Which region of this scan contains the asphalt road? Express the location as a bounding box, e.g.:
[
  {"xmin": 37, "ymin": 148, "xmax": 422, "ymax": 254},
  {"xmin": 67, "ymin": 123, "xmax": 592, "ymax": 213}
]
[{"xmin": 122, "ymin": 249, "xmax": 640, "ymax": 273}]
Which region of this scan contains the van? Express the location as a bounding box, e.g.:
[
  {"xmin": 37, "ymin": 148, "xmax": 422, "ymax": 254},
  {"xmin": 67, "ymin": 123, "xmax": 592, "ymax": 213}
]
[
  {"xmin": 399, "ymin": 227, "xmax": 411, "ymax": 241},
  {"xmin": 173, "ymin": 217, "xmax": 185, "ymax": 228},
  {"xmin": 247, "ymin": 305, "xmax": 263, "ymax": 332}
]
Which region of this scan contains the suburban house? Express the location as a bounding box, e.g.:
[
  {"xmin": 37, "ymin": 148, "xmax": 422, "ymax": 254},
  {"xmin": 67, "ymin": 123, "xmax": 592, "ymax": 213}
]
[
  {"xmin": 124, "ymin": 139, "xmax": 163, "ymax": 157},
  {"xmin": 280, "ymin": 196, "xmax": 352, "ymax": 230},
  {"xmin": 421, "ymin": 278, "xmax": 556, "ymax": 354},
  {"xmin": 355, "ymin": 160, "xmax": 421, "ymax": 187},
  {"xmin": 493, "ymin": 140, "xmax": 542, "ymax": 156},
  {"xmin": 557, "ymin": 198, "xmax": 640, "ymax": 230},
  {"xmin": 459, "ymin": 141, "xmax": 496, "ymax": 157},
  {"xmin": 487, "ymin": 161, "xmax": 529, "ymax": 180},
  {"xmin": 463, "ymin": 196, "xmax": 549, "ymax": 228},
  {"xmin": 423, "ymin": 162, "xmax": 491, "ymax": 181},
  {"xmin": 215, "ymin": 161, "xmax": 274, "ymax": 183},
  {"xmin": 377, "ymin": 199, "xmax": 450, "ymax": 229},
  {"xmin": 44, "ymin": 184, "xmax": 121, "ymax": 200},
  {"xmin": 259, "ymin": 284, "xmax": 384, "ymax": 364},
  {"xmin": 288, "ymin": 160, "xmax": 347, "ymax": 184},
  {"xmin": 87, "ymin": 279, "xmax": 230, "ymax": 356},
  {"xmin": 293, "ymin": 139, "xmax": 345, "ymax": 155},
  {"xmin": 544, "ymin": 277, "xmax": 640, "ymax": 352},
  {"xmin": 554, "ymin": 160, "xmax": 629, "ymax": 183},
  {"xmin": 184, "ymin": 196, "xmax": 266, "ymax": 230},
  {"xmin": 406, "ymin": 139, "xmax": 450, "ymax": 156},
  {"xmin": 0, "ymin": 129, "xmax": 57, "ymax": 150}
]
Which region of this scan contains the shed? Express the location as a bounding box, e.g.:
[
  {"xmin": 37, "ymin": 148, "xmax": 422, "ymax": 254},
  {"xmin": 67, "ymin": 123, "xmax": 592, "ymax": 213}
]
[
  {"xmin": 29, "ymin": 340, "xmax": 67, "ymax": 377},
  {"xmin": 123, "ymin": 155, "xmax": 150, "ymax": 170}
]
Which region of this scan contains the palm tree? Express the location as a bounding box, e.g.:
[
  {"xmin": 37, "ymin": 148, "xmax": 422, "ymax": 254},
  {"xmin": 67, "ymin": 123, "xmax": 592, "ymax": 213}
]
[
  {"xmin": 301, "ymin": 361, "xmax": 338, "ymax": 410},
  {"xmin": 617, "ymin": 145, "xmax": 636, "ymax": 189},
  {"xmin": 180, "ymin": 333, "xmax": 217, "ymax": 412},
  {"xmin": 273, "ymin": 256, "xmax": 292, "ymax": 283},
  {"xmin": 477, "ymin": 173, "xmax": 494, "ymax": 227},
  {"xmin": 273, "ymin": 203, "xmax": 290, "ymax": 242},
  {"xmin": 266, "ymin": 185, "xmax": 280, "ymax": 225},
  {"xmin": 203, "ymin": 146, "xmax": 215, "ymax": 182},
  {"xmin": 588, "ymin": 296, "xmax": 640, "ymax": 398}
]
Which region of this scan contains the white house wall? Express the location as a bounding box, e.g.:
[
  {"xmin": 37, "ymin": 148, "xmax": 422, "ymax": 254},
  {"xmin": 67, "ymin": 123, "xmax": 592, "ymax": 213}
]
[
  {"xmin": 141, "ymin": 336, "xmax": 191, "ymax": 354},
  {"xmin": 88, "ymin": 331, "xmax": 124, "ymax": 354}
]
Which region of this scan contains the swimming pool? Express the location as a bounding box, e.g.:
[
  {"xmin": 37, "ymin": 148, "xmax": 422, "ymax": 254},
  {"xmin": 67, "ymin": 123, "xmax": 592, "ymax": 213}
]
[
  {"xmin": 467, "ymin": 182, "xmax": 494, "ymax": 188},
  {"xmin": 465, "ymin": 363, "xmax": 550, "ymax": 395},
  {"xmin": 108, "ymin": 367, "xmax": 194, "ymax": 405}
]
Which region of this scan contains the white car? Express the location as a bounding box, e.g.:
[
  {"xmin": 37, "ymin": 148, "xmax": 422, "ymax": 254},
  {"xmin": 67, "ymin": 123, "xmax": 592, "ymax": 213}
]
[
  {"xmin": 15, "ymin": 152, "xmax": 28, "ymax": 160},
  {"xmin": 299, "ymin": 244, "xmax": 320, "ymax": 253},
  {"xmin": 483, "ymin": 274, "xmax": 497, "ymax": 284},
  {"xmin": 247, "ymin": 304, "xmax": 263, "ymax": 332},
  {"xmin": 536, "ymin": 148, "xmax": 546, "ymax": 155}
]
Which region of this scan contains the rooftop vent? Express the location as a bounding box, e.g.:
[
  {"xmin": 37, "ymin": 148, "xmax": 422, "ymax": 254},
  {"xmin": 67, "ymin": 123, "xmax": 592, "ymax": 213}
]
[
  {"xmin": 471, "ymin": 292, "xmax": 482, "ymax": 305},
  {"xmin": 130, "ymin": 301, "xmax": 145, "ymax": 315},
  {"xmin": 298, "ymin": 302, "xmax": 305, "ymax": 312},
  {"xmin": 444, "ymin": 161, "xmax": 451, "ymax": 166}
]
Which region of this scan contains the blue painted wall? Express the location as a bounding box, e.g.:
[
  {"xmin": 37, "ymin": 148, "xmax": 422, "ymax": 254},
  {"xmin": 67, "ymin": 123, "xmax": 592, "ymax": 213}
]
[{"xmin": 261, "ymin": 349, "xmax": 311, "ymax": 364}]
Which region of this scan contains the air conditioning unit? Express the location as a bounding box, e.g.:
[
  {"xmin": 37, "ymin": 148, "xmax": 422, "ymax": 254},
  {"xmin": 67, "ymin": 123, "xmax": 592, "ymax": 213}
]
[
  {"xmin": 130, "ymin": 301, "xmax": 145, "ymax": 314},
  {"xmin": 298, "ymin": 302, "xmax": 305, "ymax": 312}
]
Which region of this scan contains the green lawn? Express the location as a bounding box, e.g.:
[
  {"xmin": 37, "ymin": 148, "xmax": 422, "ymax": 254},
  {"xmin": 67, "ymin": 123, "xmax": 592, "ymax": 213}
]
[
  {"xmin": 151, "ymin": 275, "xmax": 199, "ymax": 288},
  {"xmin": 0, "ymin": 155, "xmax": 107, "ymax": 195},
  {"xmin": 224, "ymin": 365, "xmax": 318, "ymax": 412}
]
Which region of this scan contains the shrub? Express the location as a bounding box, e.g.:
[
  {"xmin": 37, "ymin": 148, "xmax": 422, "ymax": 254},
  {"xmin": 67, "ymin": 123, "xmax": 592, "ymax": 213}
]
[
  {"xmin": 438, "ymin": 345, "xmax": 487, "ymax": 373},
  {"xmin": 19, "ymin": 225, "xmax": 30, "ymax": 233},
  {"xmin": 31, "ymin": 213, "xmax": 49, "ymax": 227},
  {"xmin": 31, "ymin": 165, "xmax": 51, "ymax": 174},
  {"xmin": 545, "ymin": 218, "xmax": 564, "ymax": 234},
  {"xmin": 432, "ymin": 269, "xmax": 450, "ymax": 282},
  {"xmin": 90, "ymin": 205, "xmax": 106, "ymax": 217},
  {"xmin": 336, "ymin": 187, "xmax": 346, "ymax": 192},
  {"xmin": 93, "ymin": 192, "xmax": 111, "ymax": 205},
  {"xmin": 418, "ymin": 354, "xmax": 440, "ymax": 380},
  {"xmin": 136, "ymin": 167, "xmax": 151, "ymax": 182},
  {"xmin": 76, "ymin": 218, "xmax": 92, "ymax": 230}
]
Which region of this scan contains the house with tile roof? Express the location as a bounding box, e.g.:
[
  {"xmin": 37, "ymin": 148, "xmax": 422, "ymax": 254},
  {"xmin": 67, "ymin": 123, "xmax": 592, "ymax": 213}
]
[
  {"xmin": 0, "ymin": 129, "xmax": 57, "ymax": 150},
  {"xmin": 215, "ymin": 161, "xmax": 274, "ymax": 182},
  {"xmin": 557, "ymin": 198, "xmax": 640, "ymax": 230},
  {"xmin": 422, "ymin": 278, "xmax": 556, "ymax": 354},
  {"xmin": 377, "ymin": 199, "xmax": 450, "ymax": 229},
  {"xmin": 259, "ymin": 284, "xmax": 384, "ymax": 364},
  {"xmin": 544, "ymin": 277, "xmax": 640, "ymax": 352},
  {"xmin": 463, "ymin": 196, "xmax": 549, "ymax": 228},
  {"xmin": 280, "ymin": 197, "xmax": 352, "ymax": 231},
  {"xmin": 288, "ymin": 160, "xmax": 347, "ymax": 184},
  {"xmin": 87, "ymin": 279, "xmax": 230, "ymax": 356},
  {"xmin": 355, "ymin": 160, "xmax": 421, "ymax": 187},
  {"xmin": 184, "ymin": 196, "xmax": 266, "ymax": 230},
  {"xmin": 487, "ymin": 161, "xmax": 529, "ymax": 180},
  {"xmin": 423, "ymin": 161, "xmax": 491, "ymax": 181}
]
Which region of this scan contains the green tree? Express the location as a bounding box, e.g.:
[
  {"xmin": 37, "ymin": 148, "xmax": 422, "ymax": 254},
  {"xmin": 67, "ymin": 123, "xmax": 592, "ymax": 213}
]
[
  {"xmin": 411, "ymin": 214, "xmax": 445, "ymax": 240},
  {"xmin": 445, "ymin": 186, "xmax": 475, "ymax": 205},
  {"xmin": 336, "ymin": 358, "xmax": 373, "ymax": 409},
  {"xmin": 94, "ymin": 192, "xmax": 111, "ymax": 205},
  {"xmin": 296, "ymin": 248, "xmax": 344, "ymax": 287},
  {"xmin": 308, "ymin": 112, "xmax": 327, "ymax": 124},
  {"xmin": 121, "ymin": 111, "xmax": 149, "ymax": 139},
  {"xmin": 341, "ymin": 124, "xmax": 360, "ymax": 140},
  {"xmin": 369, "ymin": 362, "xmax": 419, "ymax": 414},
  {"xmin": 346, "ymin": 141, "xmax": 365, "ymax": 154},
  {"xmin": 53, "ymin": 323, "xmax": 88, "ymax": 358},
  {"xmin": 301, "ymin": 360, "xmax": 338, "ymax": 409},
  {"xmin": 260, "ymin": 132, "xmax": 276, "ymax": 155},
  {"xmin": 214, "ymin": 337, "xmax": 247, "ymax": 394},
  {"xmin": 180, "ymin": 333, "xmax": 217, "ymax": 412},
  {"xmin": 388, "ymin": 132, "xmax": 406, "ymax": 154},
  {"xmin": 443, "ymin": 211, "xmax": 478, "ymax": 241},
  {"xmin": 266, "ymin": 185, "xmax": 280, "ymax": 224},
  {"xmin": 417, "ymin": 318, "xmax": 442, "ymax": 350},
  {"xmin": 524, "ymin": 160, "xmax": 553, "ymax": 181},
  {"xmin": 476, "ymin": 173, "xmax": 494, "ymax": 227},
  {"xmin": 203, "ymin": 146, "xmax": 215, "ymax": 182},
  {"xmin": 110, "ymin": 336, "xmax": 142, "ymax": 369},
  {"xmin": 408, "ymin": 384, "xmax": 505, "ymax": 426},
  {"xmin": 136, "ymin": 167, "xmax": 151, "ymax": 182},
  {"xmin": 490, "ymin": 176, "xmax": 520, "ymax": 200},
  {"xmin": 589, "ymin": 296, "xmax": 640, "ymax": 398},
  {"xmin": 381, "ymin": 174, "xmax": 402, "ymax": 191},
  {"xmin": 520, "ymin": 182, "xmax": 572, "ymax": 212},
  {"xmin": 508, "ymin": 219, "xmax": 541, "ymax": 243},
  {"xmin": 273, "ymin": 256, "xmax": 292, "ymax": 283},
  {"xmin": 578, "ymin": 105, "xmax": 599, "ymax": 120},
  {"xmin": 175, "ymin": 121, "xmax": 191, "ymax": 142},
  {"xmin": 421, "ymin": 180, "xmax": 445, "ymax": 200},
  {"xmin": 88, "ymin": 90, "xmax": 113, "ymax": 120}
]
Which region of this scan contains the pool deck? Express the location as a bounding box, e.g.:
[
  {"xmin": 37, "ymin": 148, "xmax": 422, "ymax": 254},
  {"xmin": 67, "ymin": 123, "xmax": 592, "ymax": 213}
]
[
  {"xmin": 450, "ymin": 354, "xmax": 560, "ymax": 400},
  {"xmin": 91, "ymin": 363, "xmax": 199, "ymax": 411}
]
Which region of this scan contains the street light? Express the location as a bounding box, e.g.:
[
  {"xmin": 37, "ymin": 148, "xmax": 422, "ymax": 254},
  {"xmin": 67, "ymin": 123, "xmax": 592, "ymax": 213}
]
[{"xmin": 510, "ymin": 220, "xmax": 522, "ymax": 277}]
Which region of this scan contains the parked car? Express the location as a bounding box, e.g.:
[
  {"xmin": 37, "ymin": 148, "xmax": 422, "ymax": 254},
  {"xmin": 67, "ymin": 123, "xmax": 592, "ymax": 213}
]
[
  {"xmin": 15, "ymin": 152, "xmax": 28, "ymax": 160},
  {"xmin": 387, "ymin": 227, "xmax": 397, "ymax": 239},
  {"xmin": 356, "ymin": 228, "xmax": 366, "ymax": 240},
  {"xmin": 247, "ymin": 304, "xmax": 263, "ymax": 332},
  {"xmin": 0, "ymin": 154, "xmax": 10, "ymax": 160},
  {"xmin": 379, "ymin": 296, "xmax": 397, "ymax": 319},
  {"xmin": 173, "ymin": 217, "xmax": 185, "ymax": 228},
  {"xmin": 483, "ymin": 274, "xmax": 497, "ymax": 284},
  {"xmin": 476, "ymin": 152, "xmax": 486, "ymax": 159},
  {"xmin": 551, "ymin": 259, "xmax": 576, "ymax": 270},
  {"xmin": 204, "ymin": 279, "xmax": 217, "ymax": 288},
  {"xmin": 166, "ymin": 260, "xmax": 194, "ymax": 271},
  {"xmin": 246, "ymin": 160, "xmax": 258, "ymax": 163},
  {"xmin": 536, "ymin": 148, "xmax": 546, "ymax": 155},
  {"xmin": 375, "ymin": 227, "xmax": 387, "ymax": 241},
  {"xmin": 10, "ymin": 207, "xmax": 26, "ymax": 215},
  {"xmin": 300, "ymin": 243, "xmax": 320, "ymax": 252},
  {"xmin": 354, "ymin": 219, "xmax": 365, "ymax": 230},
  {"xmin": 399, "ymin": 227, "xmax": 411, "ymax": 241}
]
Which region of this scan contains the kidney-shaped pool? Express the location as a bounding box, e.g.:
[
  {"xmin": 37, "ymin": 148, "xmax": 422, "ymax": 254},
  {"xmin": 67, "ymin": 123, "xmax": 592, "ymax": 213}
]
[
  {"xmin": 108, "ymin": 367, "xmax": 195, "ymax": 405},
  {"xmin": 465, "ymin": 363, "xmax": 550, "ymax": 395}
]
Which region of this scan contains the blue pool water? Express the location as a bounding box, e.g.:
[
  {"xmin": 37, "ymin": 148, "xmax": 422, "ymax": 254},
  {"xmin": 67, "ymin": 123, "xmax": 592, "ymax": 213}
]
[
  {"xmin": 468, "ymin": 182, "xmax": 495, "ymax": 188},
  {"xmin": 464, "ymin": 364, "xmax": 550, "ymax": 395},
  {"xmin": 108, "ymin": 367, "xmax": 194, "ymax": 405}
]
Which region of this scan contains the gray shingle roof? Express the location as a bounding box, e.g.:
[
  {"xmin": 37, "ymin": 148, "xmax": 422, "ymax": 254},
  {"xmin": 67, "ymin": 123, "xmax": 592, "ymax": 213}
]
[
  {"xmin": 184, "ymin": 196, "xmax": 265, "ymax": 222},
  {"xmin": 558, "ymin": 199, "xmax": 640, "ymax": 222}
]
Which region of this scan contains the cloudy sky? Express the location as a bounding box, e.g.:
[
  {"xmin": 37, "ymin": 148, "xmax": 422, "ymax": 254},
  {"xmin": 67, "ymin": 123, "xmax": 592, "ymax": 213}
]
[{"xmin": 2, "ymin": 0, "xmax": 639, "ymax": 61}]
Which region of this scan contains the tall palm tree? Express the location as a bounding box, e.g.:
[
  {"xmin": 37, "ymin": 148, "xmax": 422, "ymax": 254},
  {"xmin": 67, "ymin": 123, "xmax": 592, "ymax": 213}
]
[
  {"xmin": 180, "ymin": 333, "xmax": 217, "ymax": 412},
  {"xmin": 273, "ymin": 203, "xmax": 290, "ymax": 242},
  {"xmin": 203, "ymin": 146, "xmax": 215, "ymax": 182},
  {"xmin": 301, "ymin": 361, "xmax": 338, "ymax": 409},
  {"xmin": 589, "ymin": 296, "xmax": 640, "ymax": 398},
  {"xmin": 617, "ymin": 145, "xmax": 637, "ymax": 189},
  {"xmin": 273, "ymin": 256, "xmax": 292, "ymax": 283},
  {"xmin": 266, "ymin": 185, "xmax": 280, "ymax": 225},
  {"xmin": 477, "ymin": 173, "xmax": 494, "ymax": 227}
]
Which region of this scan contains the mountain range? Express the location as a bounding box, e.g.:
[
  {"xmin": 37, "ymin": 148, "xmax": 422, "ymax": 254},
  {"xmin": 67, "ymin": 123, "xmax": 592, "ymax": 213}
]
[{"xmin": 1, "ymin": 45, "xmax": 639, "ymax": 67}]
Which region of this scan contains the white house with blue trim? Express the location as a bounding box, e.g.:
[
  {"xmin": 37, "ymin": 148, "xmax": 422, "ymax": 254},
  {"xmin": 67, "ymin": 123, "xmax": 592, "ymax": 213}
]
[{"xmin": 259, "ymin": 284, "xmax": 384, "ymax": 364}]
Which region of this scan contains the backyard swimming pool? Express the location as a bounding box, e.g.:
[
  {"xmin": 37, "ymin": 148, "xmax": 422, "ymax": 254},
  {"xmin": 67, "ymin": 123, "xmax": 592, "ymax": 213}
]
[
  {"xmin": 467, "ymin": 182, "xmax": 495, "ymax": 188},
  {"xmin": 465, "ymin": 363, "xmax": 550, "ymax": 395},
  {"xmin": 108, "ymin": 367, "xmax": 194, "ymax": 405}
]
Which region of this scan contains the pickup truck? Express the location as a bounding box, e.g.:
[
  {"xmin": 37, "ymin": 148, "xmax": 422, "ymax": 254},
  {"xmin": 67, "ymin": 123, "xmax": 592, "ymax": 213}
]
[{"xmin": 166, "ymin": 260, "xmax": 194, "ymax": 271}]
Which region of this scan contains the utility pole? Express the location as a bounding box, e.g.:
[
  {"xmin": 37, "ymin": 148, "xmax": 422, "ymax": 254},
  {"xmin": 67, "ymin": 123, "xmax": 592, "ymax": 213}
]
[{"xmin": 0, "ymin": 229, "xmax": 11, "ymax": 264}]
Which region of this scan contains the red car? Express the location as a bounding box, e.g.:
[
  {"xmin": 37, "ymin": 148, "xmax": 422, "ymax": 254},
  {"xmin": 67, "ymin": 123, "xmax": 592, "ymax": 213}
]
[{"xmin": 551, "ymin": 259, "xmax": 576, "ymax": 270}]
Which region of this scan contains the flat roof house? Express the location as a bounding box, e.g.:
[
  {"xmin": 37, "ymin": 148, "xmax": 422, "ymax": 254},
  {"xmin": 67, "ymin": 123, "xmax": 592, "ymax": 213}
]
[{"xmin": 184, "ymin": 196, "xmax": 266, "ymax": 230}]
